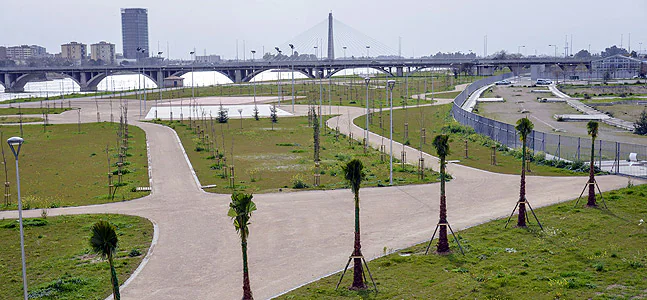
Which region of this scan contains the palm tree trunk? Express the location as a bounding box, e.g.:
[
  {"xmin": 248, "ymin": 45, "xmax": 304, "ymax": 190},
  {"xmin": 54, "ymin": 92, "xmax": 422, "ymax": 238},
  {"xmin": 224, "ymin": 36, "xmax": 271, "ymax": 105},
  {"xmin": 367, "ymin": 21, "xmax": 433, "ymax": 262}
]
[
  {"xmin": 351, "ymin": 192, "xmax": 366, "ymax": 290},
  {"xmin": 517, "ymin": 141, "xmax": 527, "ymax": 227},
  {"xmin": 587, "ymin": 138, "xmax": 597, "ymax": 207},
  {"xmin": 108, "ymin": 256, "xmax": 121, "ymax": 300},
  {"xmin": 241, "ymin": 240, "xmax": 253, "ymax": 300},
  {"xmin": 437, "ymin": 157, "xmax": 450, "ymax": 253}
]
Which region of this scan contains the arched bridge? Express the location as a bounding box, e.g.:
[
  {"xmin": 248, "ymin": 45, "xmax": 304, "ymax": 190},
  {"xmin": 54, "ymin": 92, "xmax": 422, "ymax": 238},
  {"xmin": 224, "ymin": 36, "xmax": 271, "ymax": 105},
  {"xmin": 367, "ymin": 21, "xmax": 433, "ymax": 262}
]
[{"xmin": 0, "ymin": 57, "xmax": 592, "ymax": 92}]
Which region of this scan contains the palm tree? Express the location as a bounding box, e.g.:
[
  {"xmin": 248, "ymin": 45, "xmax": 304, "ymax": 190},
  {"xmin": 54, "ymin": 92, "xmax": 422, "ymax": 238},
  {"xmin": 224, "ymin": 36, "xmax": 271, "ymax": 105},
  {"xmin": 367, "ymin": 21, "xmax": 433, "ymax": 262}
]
[
  {"xmin": 515, "ymin": 117, "xmax": 534, "ymax": 227},
  {"xmin": 342, "ymin": 159, "xmax": 367, "ymax": 290},
  {"xmin": 587, "ymin": 121, "xmax": 599, "ymax": 207},
  {"xmin": 432, "ymin": 134, "xmax": 451, "ymax": 253},
  {"xmin": 90, "ymin": 220, "xmax": 121, "ymax": 300},
  {"xmin": 228, "ymin": 192, "xmax": 257, "ymax": 300}
]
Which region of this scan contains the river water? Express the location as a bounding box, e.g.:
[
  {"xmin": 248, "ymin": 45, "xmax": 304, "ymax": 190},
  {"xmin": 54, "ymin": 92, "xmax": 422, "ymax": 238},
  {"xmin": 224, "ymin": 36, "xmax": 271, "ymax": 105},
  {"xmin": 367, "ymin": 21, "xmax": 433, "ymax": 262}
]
[{"xmin": 0, "ymin": 68, "xmax": 374, "ymax": 102}]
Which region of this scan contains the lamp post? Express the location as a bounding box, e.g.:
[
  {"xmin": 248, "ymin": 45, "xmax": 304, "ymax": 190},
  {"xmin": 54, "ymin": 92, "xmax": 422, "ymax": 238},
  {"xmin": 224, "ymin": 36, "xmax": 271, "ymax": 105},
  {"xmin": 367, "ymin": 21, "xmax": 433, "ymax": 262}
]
[
  {"xmin": 157, "ymin": 51, "xmax": 163, "ymax": 119},
  {"xmin": 289, "ymin": 44, "xmax": 295, "ymax": 112},
  {"xmin": 548, "ymin": 45, "xmax": 558, "ymax": 57},
  {"xmin": 314, "ymin": 46, "xmax": 318, "ymax": 60},
  {"xmin": 318, "ymin": 70, "xmax": 323, "ymax": 129},
  {"xmin": 342, "ymin": 46, "xmax": 347, "ymax": 59},
  {"xmin": 8, "ymin": 136, "xmax": 27, "ymax": 300},
  {"xmin": 387, "ymin": 80, "xmax": 395, "ymax": 185},
  {"xmin": 517, "ymin": 45, "xmax": 525, "ymax": 55},
  {"xmin": 275, "ymin": 47, "xmax": 282, "ymax": 106},
  {"xmin": 251, "ymin": 50, "xmax": 256, "ymax": 106},
  {"xmin": 364, "ymin": 77, "xmax": 371, "ymax": 149},
  {"xmin": 366, "ymin": 45, "xmax": 371, "ymax": 76}
]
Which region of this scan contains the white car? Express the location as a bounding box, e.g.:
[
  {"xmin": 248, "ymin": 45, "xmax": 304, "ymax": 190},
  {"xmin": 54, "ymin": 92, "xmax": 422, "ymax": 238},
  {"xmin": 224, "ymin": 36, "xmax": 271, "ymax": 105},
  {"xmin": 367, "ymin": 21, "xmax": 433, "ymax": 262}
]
[
  {"xmin": 536, "ymin": 79, "xmax": 552, "ymax": 85},
  {"xmin": 495, "ymin": 80, "xmax": 511, "ymax": 85}
]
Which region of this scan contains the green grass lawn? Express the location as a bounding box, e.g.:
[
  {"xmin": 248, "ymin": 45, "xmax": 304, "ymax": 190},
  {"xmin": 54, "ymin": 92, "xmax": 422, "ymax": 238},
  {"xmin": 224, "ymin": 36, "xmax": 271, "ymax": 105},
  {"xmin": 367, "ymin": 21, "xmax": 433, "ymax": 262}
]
[
  {"xmin": 0, "ymin": 214, "xmax": 153, "ymax": 300},
  {"xmin": 0, "ymin": 107, "xmax": 72, "ymax": 115},
  {"xmin": 278, "ymin": 183, "xmax": 647, "ymax": 299},
  {"xmin": 355, "ymin": 104, "xmax": 586, "ymax": 176},
  {"xmin": 0, "ymin": 123, "xmax": 149, "ymax": 210},
  {"xmin": 0, "ymin": 117, "xmax": 43, "ymax": 124},
  {"xmin": 157, "ymin": 116, "xmax": 439, "ymax": 194},
  {"xmin": 120, "ymin": 75, "xmax": 479, "ymax": 109},
  {"xmin": 430, "ymin": 90, "xmax": 462, "ymax": 99}
]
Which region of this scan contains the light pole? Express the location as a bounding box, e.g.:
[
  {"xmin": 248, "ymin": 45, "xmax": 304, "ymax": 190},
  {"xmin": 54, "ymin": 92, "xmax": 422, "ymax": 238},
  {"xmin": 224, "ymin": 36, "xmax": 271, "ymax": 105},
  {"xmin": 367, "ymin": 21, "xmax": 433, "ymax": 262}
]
[
  {"xmin": 8, "ymin": 136, "xmax": 27, "ymax": 300},
  {"xmin": 548, "ymin": 45, "xmax": 558, "ymax": 57},
  {"xmin": 251, "ymin": 50, "xmax": 256, "ymax": 106},
  {"xmin": 364, "ymin": 77, "xmax": 371, "ymax": 150},
  {"xmin": 289, "ymin": 44, "xmax": 295, "ymax": 112},
  {"xmin": 318, "ymin": 70, "xmax": 323, "ymax": 129},
  {"xmin": 365, "ymin": 45, "xmax": 371, "ymax": 76},
  {"xmin": 314, "ymin": 46, "xmax": 318, "ymax": 60},
  {"xmin": 157, "ymin": 51, "xmax": 163, "ymax": 119},
  {"xmin": 517, "ymin": 45, "xmax": 525, "ymax": 55},
  {"xmin": 275, "ymin": 47, "xmax": 282, "ymax": 106},
  {"xmin": 387, "ymin": 80, "xmax": 395, "ymax": 185},
  {"xmin": 342, "ymin": 46, "xmax": 347, "ymax": 59}
]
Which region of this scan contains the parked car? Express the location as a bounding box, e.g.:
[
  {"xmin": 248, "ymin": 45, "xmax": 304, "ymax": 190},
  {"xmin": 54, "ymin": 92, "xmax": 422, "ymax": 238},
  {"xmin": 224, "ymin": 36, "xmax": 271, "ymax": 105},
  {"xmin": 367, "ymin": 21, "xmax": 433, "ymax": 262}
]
[
  {"xmin": 632, "ymin": 74, "xmax": 646, "ymax": 79},
  {"xmin": 495, "ymin": 80, "xmax": 511, "ymax": 85},
  {"xmin": 536, "ymin": 79, "xmax": 553, "ymax": 85}
]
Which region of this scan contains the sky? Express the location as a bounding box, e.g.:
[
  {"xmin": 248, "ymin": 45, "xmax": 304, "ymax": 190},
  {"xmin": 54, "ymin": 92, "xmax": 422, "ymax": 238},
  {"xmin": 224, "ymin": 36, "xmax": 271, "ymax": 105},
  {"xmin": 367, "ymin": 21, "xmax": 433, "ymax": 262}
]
[{"xmin": 1, "ymin": 0, "xmax": 646, "ymax": 59}]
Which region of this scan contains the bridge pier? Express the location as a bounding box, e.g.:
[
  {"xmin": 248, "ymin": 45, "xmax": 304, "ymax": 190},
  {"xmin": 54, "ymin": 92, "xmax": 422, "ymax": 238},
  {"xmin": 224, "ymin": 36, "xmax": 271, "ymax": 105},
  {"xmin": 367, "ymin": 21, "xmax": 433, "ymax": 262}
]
[{"xmin": 396, "ymin": 67, "xmax": 404, "ymax": 77}]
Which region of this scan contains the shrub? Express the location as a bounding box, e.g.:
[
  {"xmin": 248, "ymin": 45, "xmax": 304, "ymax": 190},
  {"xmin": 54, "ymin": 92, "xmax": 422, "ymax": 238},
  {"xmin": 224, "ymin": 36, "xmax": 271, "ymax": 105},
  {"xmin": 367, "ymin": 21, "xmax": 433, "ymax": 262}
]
[
  {"xmin": 291, "ymin": 174, "xmax": 309, "ymax": 189},
  {"xmin": 128, "ymin": 248, "xmax": 142, "ymax": 257}
]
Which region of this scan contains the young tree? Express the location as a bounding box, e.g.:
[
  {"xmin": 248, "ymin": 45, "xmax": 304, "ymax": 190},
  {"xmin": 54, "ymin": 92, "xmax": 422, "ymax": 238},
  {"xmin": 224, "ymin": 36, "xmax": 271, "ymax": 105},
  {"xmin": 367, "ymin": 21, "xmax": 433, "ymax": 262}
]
[
  {"xmin": 269, "ymin": 104, "xmax": 278, "ymax": 130},
  {"xmin": 217, "ymin": 103, "xmax": 229, "ymax": 123},
  {"xmin": 89, "ymin": 221, "xmax": 121, "ymax": 300},
  {"xmin": 432, "ymin": 134, "xmax": 451, "ymax": 253},
  {"xmin": 634, "ymin": 109, "xmax": 647, "ymax": 135},
  {"xmin": 253, "ymin": 105, "xmax": 260, "ymax": 121},
  {"xmin": 515, "ymin": 117, "xmax": 534, "ymax": 227},
  {"xmin": 587, "ymin": 121, "xmax": 599, "ymax": 207},
  {"xmin": 228, "ymin": 192, "xmax": 257, "ymax": 300},
  {"xmin": 342, "ymin": 159, "xmax": 367, "ymax": 290}
]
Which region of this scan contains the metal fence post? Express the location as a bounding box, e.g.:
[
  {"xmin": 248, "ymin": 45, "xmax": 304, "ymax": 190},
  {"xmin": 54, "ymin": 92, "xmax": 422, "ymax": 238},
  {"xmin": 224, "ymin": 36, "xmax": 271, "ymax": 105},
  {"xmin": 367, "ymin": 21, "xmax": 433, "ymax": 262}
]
[
  {"xmin": 577, "ymin": 137, "xmax": 581, "ymax": 161},
  {"xmin": 557, "ymin": 135, "xmax": 561, "ymax": 160}
]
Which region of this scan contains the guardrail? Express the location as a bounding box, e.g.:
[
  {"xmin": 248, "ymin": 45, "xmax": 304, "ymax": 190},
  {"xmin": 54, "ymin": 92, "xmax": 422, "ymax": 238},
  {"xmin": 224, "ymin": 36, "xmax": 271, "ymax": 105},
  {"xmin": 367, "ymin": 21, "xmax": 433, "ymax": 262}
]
[{"xmin": 451, "ymin": 74, "xmax": 647, "ymax": 178}]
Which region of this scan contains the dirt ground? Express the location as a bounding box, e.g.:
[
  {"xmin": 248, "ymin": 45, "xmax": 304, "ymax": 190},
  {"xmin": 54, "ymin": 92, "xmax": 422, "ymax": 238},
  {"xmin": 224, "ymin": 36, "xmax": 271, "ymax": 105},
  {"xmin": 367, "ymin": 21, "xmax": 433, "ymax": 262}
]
[
  {"xmin": 596, "ymin": 103, "xmax": 647, "ymax": 123},
  {"xmin": 476, "ymin": 77, "xmax": 647, "ymax": 145},
  {"xmin": 561, "ymin": 83, "xmax": 647, "ymax": 97}
]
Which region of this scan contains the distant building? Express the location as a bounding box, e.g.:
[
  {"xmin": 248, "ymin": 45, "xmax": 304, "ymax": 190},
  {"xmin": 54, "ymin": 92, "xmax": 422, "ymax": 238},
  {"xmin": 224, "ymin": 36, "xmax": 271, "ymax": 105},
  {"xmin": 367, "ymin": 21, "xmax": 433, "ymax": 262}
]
[
  {"xmin": 0, "ymin": 47, "xmax": 6, "ymax": 60},
  {"xmin": 195, "ymin": 55, "xmax": 222, "ymax": 63},
  {"xmin": 592, "ymin": 54, "xmax": 647, "ymax": 78},
  {"xmin": 6, "ymin": 45, "xmax": 47, "ymax": 60},
  {"xmin": 163, "ymin": 76, "xmax": 184, "ymax": 88},
  {"xmin": 90, "ymin": 41, "xmax": 116, "ymax": 64},
  {"xmin": 121, "ymin": 8, "xmax": 149, "ymax": 59},
  {"xmin": 61, "ymin": 42, "xmax": 87, "ymax": 62}
]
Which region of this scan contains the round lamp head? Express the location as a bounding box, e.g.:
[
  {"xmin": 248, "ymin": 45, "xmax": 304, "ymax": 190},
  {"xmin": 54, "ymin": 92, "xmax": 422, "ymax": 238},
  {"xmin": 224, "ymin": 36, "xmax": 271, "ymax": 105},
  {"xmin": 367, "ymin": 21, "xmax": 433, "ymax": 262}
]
[
  {"xmin": 387, "ymin": 80, "xmax": 396, "ymax": 90},
  {"xmin": 7, "ymin": 136, "xmax": 24, "ymax": 157},
  {"xmin": 364, "ymin": 77, "xmax": 371, "ymax": 84}
]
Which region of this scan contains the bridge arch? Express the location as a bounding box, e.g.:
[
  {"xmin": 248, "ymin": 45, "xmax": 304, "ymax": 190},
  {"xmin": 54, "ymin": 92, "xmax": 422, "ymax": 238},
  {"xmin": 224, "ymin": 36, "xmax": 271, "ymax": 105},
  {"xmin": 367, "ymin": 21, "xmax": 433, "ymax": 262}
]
[
  {"xmin": 243, "ymin": 68, "xmax": 313, "ymax": 82},
  {"xmin": 327, "ymin": 66, "xmax": 394, "ymax": 78},
  {"xmin": 170, "ymin": 70, "xmax": 235, "ymax": 84},
  {"xmin": 86, "ymin": 71, "xmax": 160, "ymax": 91},
  {"xmin": 10, "ymin": 72, "xmax": 81, "ymax": 93}
]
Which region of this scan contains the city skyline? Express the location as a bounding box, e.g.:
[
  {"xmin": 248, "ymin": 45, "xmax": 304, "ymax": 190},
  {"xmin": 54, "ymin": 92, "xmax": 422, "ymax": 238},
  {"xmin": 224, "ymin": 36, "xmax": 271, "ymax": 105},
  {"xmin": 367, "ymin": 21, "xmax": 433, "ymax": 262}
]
[{"xmin": 1, "ymin": 0, "xmax": 646, "ymax": 59}]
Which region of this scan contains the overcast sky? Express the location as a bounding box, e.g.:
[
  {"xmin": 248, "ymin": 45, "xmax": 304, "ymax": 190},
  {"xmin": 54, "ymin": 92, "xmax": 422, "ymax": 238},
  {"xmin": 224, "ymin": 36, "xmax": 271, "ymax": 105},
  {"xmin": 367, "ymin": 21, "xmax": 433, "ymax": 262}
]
[{"xmin": 2, "ymin": 0, "xmax": 646, "ymax": 59}]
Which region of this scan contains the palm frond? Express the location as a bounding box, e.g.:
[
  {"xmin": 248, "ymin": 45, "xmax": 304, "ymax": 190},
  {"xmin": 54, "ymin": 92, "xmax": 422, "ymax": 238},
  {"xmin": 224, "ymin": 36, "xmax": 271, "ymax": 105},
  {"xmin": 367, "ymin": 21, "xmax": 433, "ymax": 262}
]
[
  {"xmin": 432, "ymin": 134, "xmax": 450, "ymax": 158},
  {"xmin": 515, "ymin": 117, "xmax": 534, "ymax": 141},
  {"xmin": 89, "ymin": 220, "xmax": 118, "ymax": 259},
  {"xmin": 342, "ymin": 159, "xmax": 365, "ymax": 195},
  {"xmin": 587, "ymin": 121, "xmax": 599, "ymax": 139},
  {"xmin": 229, "ymin": 193, "xmax": 256, "ymax": 239}
]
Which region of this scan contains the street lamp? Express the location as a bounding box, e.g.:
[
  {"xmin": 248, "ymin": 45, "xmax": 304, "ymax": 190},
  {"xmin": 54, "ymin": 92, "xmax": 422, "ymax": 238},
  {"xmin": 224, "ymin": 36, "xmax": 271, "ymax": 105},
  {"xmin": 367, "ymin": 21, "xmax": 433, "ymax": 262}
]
[
  {"xmin": 8, "ymin": 136, "xmax": 28, "ymax": 300},
  {"xmin": 275, "ymin": 47, "xmax": 282, "ymax": 106},
  {"xmin": 548, "ymin": 45, "xmax": 558, "ymax": 58},
  {"xmin": 517, "ymin": 45, "xmax": 525, "ymax": 55},
  {"xmin": 289, "ymin": 44, "xmax": 295, "ymax": 112},
  {"xmin": 364, "ymin": 77, "xmax": 371, "ymax": 151},
  {"xmin": 314, "ymin": 46, "xmax": 318, "ymax": 60},
  {"xmin": 387, "ymin": 80, "xmax": 396, "ymax": 185},
  {"xmin": 318, "ymin": 70, "xmax": 323, "ymax": 129},
  {"xmin": 136, "ymin": 47, "xmax": 146, "ymax": 117},
  {"xmin": 365, "ymin": 45, "xmax": 371, "ymax": 76},
  {"xmin": 156, "ymin": 51, "xmax": 163, "ymax": 119},
  {"xmin": 251, "ymin": 50, "xmax": 257, "ymax": 106},
  {"xmin": 342, "ymin": 46, "xmax": 347, "ymax": 59}
]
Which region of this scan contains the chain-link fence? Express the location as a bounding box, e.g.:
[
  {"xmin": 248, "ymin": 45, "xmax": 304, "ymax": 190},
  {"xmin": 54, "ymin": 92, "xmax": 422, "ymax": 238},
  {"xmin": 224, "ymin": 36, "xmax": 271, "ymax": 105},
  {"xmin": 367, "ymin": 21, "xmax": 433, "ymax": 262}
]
[{"xmin": 452, "ymin": 74, "xmax": 647, "ymax": 178}]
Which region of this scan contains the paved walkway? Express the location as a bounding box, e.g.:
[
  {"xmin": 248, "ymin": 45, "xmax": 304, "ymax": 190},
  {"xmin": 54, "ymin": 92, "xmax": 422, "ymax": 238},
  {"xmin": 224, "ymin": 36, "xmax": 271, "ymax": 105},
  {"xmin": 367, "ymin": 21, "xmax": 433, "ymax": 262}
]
[{"xmin": 0, "ymin": 95, "xmax": 639, "ymax": 299}]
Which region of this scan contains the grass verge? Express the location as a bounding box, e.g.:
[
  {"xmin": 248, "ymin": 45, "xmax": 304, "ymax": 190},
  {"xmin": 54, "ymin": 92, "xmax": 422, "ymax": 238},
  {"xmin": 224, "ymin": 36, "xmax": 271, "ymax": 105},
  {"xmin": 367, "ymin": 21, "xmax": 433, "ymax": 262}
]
[
  {"xmin": 0, "ymin": 214, "xmax": 153, "ymax": 300},
  {"xmin": 278, "ymin": 183, "xmax": 647, "ymax": 299},
  {"xmin": 155, "ymin": 116, "xmax": 439, "ymax": 194},
  {"xmin": 0, "ymin": 123, "xmax": 149, "ymax": 210},
  {"xmin": 0, "ymin": 107, "xmax": 72, "ymax": 115},
  {"xmin": 355, "ymin": 104, "xmax": 587, "ymax": 176}
]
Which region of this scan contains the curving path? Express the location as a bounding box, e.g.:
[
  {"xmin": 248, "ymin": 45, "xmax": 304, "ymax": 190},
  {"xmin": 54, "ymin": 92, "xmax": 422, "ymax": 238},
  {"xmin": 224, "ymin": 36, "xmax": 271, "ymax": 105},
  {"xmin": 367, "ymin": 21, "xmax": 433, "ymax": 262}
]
[{"xmin": 0, "ymin": 95, "xmax": 640, "ymax": 299}]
